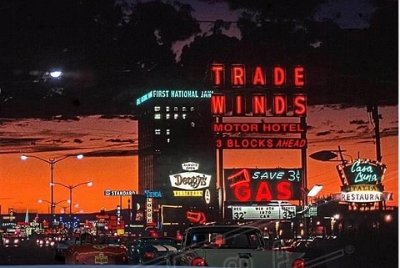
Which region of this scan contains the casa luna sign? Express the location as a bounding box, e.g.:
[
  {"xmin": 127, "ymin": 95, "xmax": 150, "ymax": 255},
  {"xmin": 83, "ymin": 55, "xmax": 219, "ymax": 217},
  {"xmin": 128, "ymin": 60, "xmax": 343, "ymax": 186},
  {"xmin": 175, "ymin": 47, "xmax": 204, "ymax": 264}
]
[
  {"xmin": 337, "ymin": 159, "xmax": 386, "ymax": 185},
  {"xmin": 336, "ymin": 159, "xmax": 390, "ymax": 203},
  {"xmin": 210, "ymin": 64, "xmax": 307, "ymax": 117}
]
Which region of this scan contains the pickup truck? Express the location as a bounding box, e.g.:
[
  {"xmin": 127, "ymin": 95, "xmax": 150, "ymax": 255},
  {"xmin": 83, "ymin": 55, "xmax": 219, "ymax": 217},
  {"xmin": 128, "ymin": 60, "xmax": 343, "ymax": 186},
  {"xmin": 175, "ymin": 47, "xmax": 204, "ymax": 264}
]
[{"xmin": 171, "ymin": 225, "xmax": 305, "ymax": 267}]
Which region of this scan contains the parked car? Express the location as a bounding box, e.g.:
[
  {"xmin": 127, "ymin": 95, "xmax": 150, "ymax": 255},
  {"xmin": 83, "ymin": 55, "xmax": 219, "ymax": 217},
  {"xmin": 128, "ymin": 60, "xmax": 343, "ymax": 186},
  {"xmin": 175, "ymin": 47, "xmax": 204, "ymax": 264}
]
[
  {"xmin": 128, "ymin": 237, "xmax": 179, "ymax": 265},
  {"xmin": 64, "ymin": 233, "xmax": 128, "ymax": 264}
]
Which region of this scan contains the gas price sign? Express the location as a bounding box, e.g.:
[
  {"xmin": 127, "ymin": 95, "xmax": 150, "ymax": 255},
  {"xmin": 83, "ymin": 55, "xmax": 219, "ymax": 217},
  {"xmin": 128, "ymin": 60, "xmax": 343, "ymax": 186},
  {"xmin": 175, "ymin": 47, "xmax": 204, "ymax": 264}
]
[{"xmin": 231, "ymin": 205, "xmax": 296, "ymax": 220}]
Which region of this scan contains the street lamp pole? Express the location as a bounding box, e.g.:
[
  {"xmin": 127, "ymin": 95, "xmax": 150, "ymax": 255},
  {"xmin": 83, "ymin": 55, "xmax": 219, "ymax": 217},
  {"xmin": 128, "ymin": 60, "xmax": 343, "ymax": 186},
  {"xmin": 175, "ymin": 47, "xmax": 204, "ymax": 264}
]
[
  {"xmin": 52, "ymin": 181, "xmax": 92, "ymax": 219},
  {"xmin": 20, "ymin": 154, "xmax": 83, "ymax": 226}
]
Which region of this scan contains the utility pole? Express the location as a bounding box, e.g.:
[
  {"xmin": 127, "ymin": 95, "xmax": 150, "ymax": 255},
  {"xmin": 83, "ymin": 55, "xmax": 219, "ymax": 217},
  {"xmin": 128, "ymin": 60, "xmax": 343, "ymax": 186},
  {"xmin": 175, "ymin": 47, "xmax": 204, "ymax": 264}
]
[
  {"xmin": 368, "ymin": 104, "xmax": 384, "ymax": 210},
  {"xmin": 367, "ymin": 104, "xmax": 382, "ymax": 162}
]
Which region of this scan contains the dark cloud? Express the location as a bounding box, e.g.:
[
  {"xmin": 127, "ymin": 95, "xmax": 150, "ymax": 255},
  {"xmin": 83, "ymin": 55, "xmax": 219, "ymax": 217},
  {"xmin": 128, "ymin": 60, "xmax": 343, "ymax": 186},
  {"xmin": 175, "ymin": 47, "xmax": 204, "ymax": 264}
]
[
  {"xmin": 350, "ymin": 119, "xmax": 368, "ymax": 125},
  {"xmin": 82, "ymin": 150, "xmax": 138, "ymax": 157},
  {"xmin": 99, "ymin": 115, "xmax": 136, "ymax": 120},
  {"xmin": 356, "ymin": 125, "xmax": 368, "ymax": 130},
  {"xmin": 105, "ymin": 138, "xmax": 136, "ymax": 143},
  {"xmin": 316, "ymin": 130, "xmax": 332, "ymax": 136},
  {"xmin": 0, "ymin": 137, "xmax": 41, "ymax": 146}
]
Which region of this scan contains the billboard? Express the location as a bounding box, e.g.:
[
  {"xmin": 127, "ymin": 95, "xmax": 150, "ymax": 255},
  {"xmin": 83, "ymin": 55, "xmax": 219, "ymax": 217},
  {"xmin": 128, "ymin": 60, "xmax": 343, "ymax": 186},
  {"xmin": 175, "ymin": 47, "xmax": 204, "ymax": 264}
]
[
  {"xmin": 131, "ymin": 194, "xmax": 146, "ymax": 224},
  {"xmin": 224, "ymin": 168, "xmax": 302, "ymax": 202},
  {"xmin": 230, "ymin": 205, "xmax": 297, "ymax": 220}
]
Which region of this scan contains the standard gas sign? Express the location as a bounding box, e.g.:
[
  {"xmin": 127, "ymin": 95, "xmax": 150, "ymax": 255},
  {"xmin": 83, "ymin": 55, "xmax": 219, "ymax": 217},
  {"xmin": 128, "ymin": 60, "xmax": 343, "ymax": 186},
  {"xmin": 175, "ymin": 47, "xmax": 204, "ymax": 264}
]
[{"xmin": 104, "ymin": 190, "xmax": 136, "ymax": 196}]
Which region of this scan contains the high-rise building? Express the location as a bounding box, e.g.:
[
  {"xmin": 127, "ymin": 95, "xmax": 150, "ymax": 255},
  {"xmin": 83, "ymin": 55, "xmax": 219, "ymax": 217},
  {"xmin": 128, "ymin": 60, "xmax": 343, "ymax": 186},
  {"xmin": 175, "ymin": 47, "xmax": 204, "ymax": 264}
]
[{"xmin": 134, "ymin": 89, "xmax": 216, "ymax": 214}]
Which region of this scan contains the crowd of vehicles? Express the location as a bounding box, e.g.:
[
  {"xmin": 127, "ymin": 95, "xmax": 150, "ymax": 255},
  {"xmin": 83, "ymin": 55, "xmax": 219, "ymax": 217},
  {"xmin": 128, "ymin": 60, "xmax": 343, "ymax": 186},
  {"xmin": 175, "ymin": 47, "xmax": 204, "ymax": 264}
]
[{"xmin": 1, "ymin": 224, "xmax": 314, "ymax": 266}]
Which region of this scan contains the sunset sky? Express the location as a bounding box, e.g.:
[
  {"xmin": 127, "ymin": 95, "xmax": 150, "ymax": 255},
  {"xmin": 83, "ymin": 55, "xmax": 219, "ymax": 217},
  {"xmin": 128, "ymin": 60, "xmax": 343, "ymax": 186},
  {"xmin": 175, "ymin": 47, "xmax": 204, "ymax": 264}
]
[{"xmin": 0, "ymin": 104, "xmax": 397, "ymax": 214}]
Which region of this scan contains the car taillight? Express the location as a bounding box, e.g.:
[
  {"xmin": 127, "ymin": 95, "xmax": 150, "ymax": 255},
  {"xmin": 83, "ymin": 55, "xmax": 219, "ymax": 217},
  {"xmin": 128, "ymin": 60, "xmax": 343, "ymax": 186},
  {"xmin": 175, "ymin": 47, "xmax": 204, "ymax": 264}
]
[
  {"xmin": 292, "ymin": 258, "xmax": 305, "ymax": 268},
  {"xmin": 144, "ymin": 251, "xmax": 155, "ymax": 259},
  {"xmin": 191, "ymin": 257, "xmax": 207, "ymax": 266}
]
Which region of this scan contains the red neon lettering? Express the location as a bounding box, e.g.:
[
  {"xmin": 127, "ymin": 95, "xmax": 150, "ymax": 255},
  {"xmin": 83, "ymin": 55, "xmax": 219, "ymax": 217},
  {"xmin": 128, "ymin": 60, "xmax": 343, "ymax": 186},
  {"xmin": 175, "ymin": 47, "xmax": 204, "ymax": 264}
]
[
  {"xmin": 273, "ymin": 95, "xmax": 287, "ymax": 115},
  {"xmin": 294, "ymin": 66, "xmax": 305, "ymax": 87},
  {"xmin": 233, "ymin": 183, "xmax": 251, "ymax": 202},
  {"xmin": 293, "ymin": 95, "xmax": 307, "ymax": 116},
  {"xmin": 211, "ymin": 64, "xmax": 224, "ymax": 86},
  {"xmin": 276, "ymin": 181, "xmax": 292, "ymax": 199},
  {"xmin": 252, "ymin": 66, "xmax": 266, "ymax": 86},
  {"xmin": 273, "ymin": 67, "xmax": 285, "ymax": 86},
  {"xmin": 255, "ymin": 182, "xmax": 272, "ymax": 201},
  {"xmin": 211, "ymin": 95, "xmax": 226, "ymax": 115},
  {"xmin": 232, "ymin": 65, "xmax": 245, "ymax": 86},
  {"xmin": 252, "ymin": 95, "xmax": 266, "ymax": 115},
  {"xmin": 234, "ymin": 95, "xmax": 244, "ymax": 115}
]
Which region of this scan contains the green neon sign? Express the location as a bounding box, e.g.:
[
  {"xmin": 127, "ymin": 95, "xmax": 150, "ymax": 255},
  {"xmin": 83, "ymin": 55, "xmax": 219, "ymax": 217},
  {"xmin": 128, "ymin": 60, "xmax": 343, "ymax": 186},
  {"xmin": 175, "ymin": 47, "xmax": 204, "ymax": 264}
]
[
  {"xmin": 338, "ymin": 159, "xmax": 386, "ymax": 185},
  {"xmin": 136, "ymin": 89, "xmax": 213, "ymax": 106}
]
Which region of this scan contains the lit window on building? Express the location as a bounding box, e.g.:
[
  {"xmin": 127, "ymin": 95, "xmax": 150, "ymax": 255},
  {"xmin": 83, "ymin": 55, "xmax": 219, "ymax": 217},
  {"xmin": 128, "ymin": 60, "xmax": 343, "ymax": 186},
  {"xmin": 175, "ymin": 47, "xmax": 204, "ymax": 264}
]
[
  {"xmin": 166, "ymin": 114, "xmax": 171, "ymax": 119},
  {"xmin": 191, "ymin": 122, "xmax": 196, "ymax": 127},
  {"xmin": 166, "ymin": 106, "xmax": 170, "ymax": 112},
  {"xmin": 154, "ymin": 106, "xmax": 161, "ymax": 112},
  {"xmin": 182, "ymin": 106, "xmax": 187, "ymax": 111},
  {"xmin": 166, "ymin": 129, "xmax": 170, "ymax": 135},
  {"xmin": 154, "ymin": 113, "xmax": 161, "ymax": 119},
  {"xmin": 174, "ymin": 113, "xmax": 179, "ymax": 119},
  {"xmin": 155, "ymin": 129, "xmax": 161, "ymax": 135},
  {"xmin": 167, "ymin": 138, "xmax": 170, "ymax": 143},
  {"xmin": 182, "ymin": 113, "xmax": 187, "ymax": 119},
  {"xmin": 190, "ymin": 107, "xmax": 195, "ymax": 111},
  {"xmin": 174, "ymin": 107, "xmax": 179, "ymax": 112}
]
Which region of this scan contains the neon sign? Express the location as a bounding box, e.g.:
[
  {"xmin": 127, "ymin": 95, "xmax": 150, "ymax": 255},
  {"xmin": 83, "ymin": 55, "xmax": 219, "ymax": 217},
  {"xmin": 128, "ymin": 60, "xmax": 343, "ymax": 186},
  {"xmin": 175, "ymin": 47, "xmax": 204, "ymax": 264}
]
[
  {"xmin": 211, "ymin": 64, "xmax": 305, "ymax": 88},
  {"xmin": 216, "ymin": 138, "xmax": 307, "ymax": 149},
  {"xmin": 224, "ymin": 168, "xmax": 302, "ymax": 201},
  {"xmin": 212, "ymin": 122, "xmax": 305, "ymax": 133},
  {"xmin": 337, "ymin": 159, "xmax": 386, "ymax": 185},
  {"xmin": 340, "ymin": 191, "xmax": 384, "ymax": 203},
  {"xmin": 211, "ymin": 93, "xmax": 307, "ymax": 117},
  {"xmin": 210, "ymin": 64, "xmax": 307, "ymax": 117},
  {"xmin": 182, "ymin": 162, "xmax": 200, "ymax": 171},
  {"xmin": 144, "ymin": 190, "xmax": 162, "ymax": 198},
  {"xmin": 136, "ymin": 89, "xmax": 213, "ymax": 105},
  {"xmin": 169, "ymin": 172, "xmax": 211, "ymax": 190},
  {"xmin": 173, "ymin": 190, "xmax": 203, "ymax": 197}
]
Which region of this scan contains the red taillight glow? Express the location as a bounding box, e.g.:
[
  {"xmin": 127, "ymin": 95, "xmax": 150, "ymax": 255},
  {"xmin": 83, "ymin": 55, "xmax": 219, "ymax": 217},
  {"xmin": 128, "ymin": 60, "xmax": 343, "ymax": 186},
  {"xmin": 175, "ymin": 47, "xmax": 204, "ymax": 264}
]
[
  {"xmin": 292, "ymin": 258, "xmax": 305, "ymax": 268},
  {"xmin": 144, "ymin": 251, "xmax": 155, "ymax": 259},
  {"xmin": 191, "ymin": 257, "xmax": 207, "ymax": 266}
]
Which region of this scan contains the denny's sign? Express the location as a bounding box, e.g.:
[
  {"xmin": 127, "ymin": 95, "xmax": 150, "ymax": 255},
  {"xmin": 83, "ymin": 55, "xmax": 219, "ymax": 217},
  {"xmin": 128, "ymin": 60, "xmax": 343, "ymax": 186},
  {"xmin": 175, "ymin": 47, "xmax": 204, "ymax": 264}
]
[{"xmin": 169, "ymin": 162, "xmax": 212, "ymax": 201}]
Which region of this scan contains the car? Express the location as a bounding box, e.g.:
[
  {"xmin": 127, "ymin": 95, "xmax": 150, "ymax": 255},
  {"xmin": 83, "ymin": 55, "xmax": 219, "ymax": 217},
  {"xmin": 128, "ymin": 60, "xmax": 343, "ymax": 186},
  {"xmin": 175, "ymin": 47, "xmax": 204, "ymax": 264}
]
[
  {"xmin": 35, "ymin": 235, "xmax": 56, "ymax": 247},
  {"xmin": 171, "ymin": 225, "xmax": 306, "ymax": 267},
  {"xmin": 1, "ymin": 234, "xmax": 20, "ymax": 247},
  {"xmin": 55, "ymin": 237, "xmax": 77, "ymax": 261},
  {"xmin": 128, "ymin": 236, "xmax": 179, "ymax": 265},
  {"xmin": 64, "ymin": 232, "xmax": 128, "ymax": 264}
]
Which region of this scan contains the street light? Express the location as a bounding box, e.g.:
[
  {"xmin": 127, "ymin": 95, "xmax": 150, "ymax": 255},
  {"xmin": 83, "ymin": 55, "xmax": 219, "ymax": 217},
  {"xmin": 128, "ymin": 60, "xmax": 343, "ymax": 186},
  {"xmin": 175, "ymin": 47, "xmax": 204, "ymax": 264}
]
[
  {"xmin": 38, "ymin": 199, "xmax": 68, "ymax": 213},
  {"xmin": 20, "ymin": 154, "xmax": 84, "ymax": 225},
  {"xmin": 52, "ymin": 181, "xmax": 92, "ymax": 218},
  {"xmin": 307, "ymin": 185, "xmax": 324, "ymax": 198}
]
